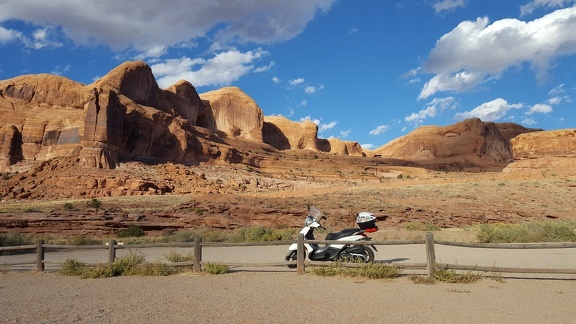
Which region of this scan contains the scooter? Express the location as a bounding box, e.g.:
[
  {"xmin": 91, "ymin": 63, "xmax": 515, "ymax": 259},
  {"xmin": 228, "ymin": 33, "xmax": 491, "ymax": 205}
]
[{"xmin": 285, "ymin": 206, "xmax": 378, "ymax": 266}]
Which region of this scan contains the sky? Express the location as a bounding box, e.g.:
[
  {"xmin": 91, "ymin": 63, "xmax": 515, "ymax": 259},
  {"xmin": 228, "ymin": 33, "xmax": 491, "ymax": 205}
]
[{"xmin": 0, "ymin": 0, "xmax": 575, "ymax": 150}]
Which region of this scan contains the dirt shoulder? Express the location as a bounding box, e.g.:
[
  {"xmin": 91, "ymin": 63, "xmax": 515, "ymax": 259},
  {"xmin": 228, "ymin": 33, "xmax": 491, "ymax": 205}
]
[{"xmin": 2, "ymin": 271, "xmax": 576, "ymax": 324}]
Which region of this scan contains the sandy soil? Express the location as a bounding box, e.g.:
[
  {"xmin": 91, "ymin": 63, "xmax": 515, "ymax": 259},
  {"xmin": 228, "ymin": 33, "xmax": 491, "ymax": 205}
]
[{"xmin": 2, "ymin": 271, "xmax": 576, "ymax": 324}]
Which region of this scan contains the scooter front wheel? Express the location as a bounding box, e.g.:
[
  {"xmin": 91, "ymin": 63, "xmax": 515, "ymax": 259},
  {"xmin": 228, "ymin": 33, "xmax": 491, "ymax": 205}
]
[{"xmin": 285, "ymin": 251, "xmax": 298, "ymax": 269}]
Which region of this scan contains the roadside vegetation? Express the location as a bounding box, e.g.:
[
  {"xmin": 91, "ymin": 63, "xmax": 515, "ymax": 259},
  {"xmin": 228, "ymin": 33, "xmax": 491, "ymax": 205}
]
[
  {"xmin": 59, "ymin": 250, "xmax": 228, "ymax": 278},
  {"xmin": 309, "ymin": 262, "xmax": 400, "ymax": 279},
  {"xmin": 477, "ymin": 220, "xmax": 576, "ymax": 243}
]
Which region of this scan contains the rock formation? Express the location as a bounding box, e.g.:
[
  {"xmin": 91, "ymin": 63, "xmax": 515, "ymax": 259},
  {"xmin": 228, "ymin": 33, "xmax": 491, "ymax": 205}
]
[
  {"xmin": 199, "ymin": 87, "xmax": 264, "ymax": 141},
  {"xmin": 263, "ymin": 116, "xmax": 319, "ymax": 151},
  {"xmin": 371, "ymin": 118, "xmax": 542, "ymax": 170},
  {"xmin": 0, "ymin": 61, "xmax": 366, "ymax": 173}
]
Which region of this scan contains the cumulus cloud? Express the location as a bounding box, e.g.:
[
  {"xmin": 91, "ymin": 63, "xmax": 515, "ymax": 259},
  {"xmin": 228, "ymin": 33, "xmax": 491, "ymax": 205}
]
[
  {"xmin": 527, "ymin": 103, "xmax": 553, "ymax": 114},
  {"xmin": 0, "ymin": 0, "xmax": 336, "ymax": 51},
  {"xmin": 151, "ymin": 48, "xmax": 268, "ymax": 88},
  {"xmin": 433, "ymin": 0, "xmax": 466, "ymax": 14},
  {"xmin": 454, "ymin": 98, "xmax": 523, "ymax": 121},
  {"xmin": 419, "ymin": 7, "xmax": 576, "ymax": 99}
]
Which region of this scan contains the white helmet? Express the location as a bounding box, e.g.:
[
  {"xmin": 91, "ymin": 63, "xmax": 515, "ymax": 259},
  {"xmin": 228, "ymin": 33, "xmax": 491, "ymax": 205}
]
[{"xmin": 356, "ymin": 212, "xmax": 376, "ymax": 223}]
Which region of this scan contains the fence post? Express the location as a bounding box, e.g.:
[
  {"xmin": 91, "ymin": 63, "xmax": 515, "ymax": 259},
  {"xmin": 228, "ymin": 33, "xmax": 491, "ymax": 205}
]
[
  {"xmin": 297, "ymin": 234, "xmax": 305, "ymax": 275},
  {"xmin": 425, "ymin": 232, "xmax": 436, "ymax": 277},
  {"xmin": 194, "ymin": 237, "xmax": 203, "ymax": 272},
  {"xmin": 108, "ymin": 240, "xmax": 116, "ymax": 264},
  {"xmin": 36, "ymin": 240, "xmax": 45, "ymax": 272}
]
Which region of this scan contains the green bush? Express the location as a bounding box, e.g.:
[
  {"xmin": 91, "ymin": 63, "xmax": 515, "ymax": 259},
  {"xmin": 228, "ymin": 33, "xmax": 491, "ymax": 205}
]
[
  {"xmin": 204, "ymin": 262, "xmax": 229, "ymax": 274},
  {"xmin": 477, "ymin": 221, "xmax": 576, "ymax": 243},
  {"xmin": 0, "ymin": 232, "xmax": 33, "ymax": 247},
  {"xmin": 63, "ymin": 203, "xmax": 74, "ymax": 210},
  {"xmin": 432, "ymin": 266, "xmax": 482, "ymax": 283},
  {"xmin": 117, "ymin": 225, "xmax": 145, "ymax": 238},
  {"xmin": 310, "ymin": 262, "xmax": 400, "ymax": 279},
  {"xmin": 59, "ymin": 259, "xmax": 88, "ymax": 276},
  {"xmin": 86, "ymin": 198, "xmax": 102, "ymax": 209},
  {"xmin": 164, "ymin": 250, "xmax": 195, "ymax": 263}
]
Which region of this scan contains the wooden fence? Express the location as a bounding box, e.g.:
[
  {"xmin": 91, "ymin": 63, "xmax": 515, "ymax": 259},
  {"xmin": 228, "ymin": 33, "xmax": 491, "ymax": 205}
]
[{"xmin": 2, "ymin": 232, "xmax": 576, "ymax": 278}]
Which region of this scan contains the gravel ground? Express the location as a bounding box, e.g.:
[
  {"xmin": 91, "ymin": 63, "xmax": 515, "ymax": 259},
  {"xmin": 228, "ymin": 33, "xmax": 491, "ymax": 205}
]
[{"xmin": 2, "ymin": 271, "xmax": 576, "ymax": 323}]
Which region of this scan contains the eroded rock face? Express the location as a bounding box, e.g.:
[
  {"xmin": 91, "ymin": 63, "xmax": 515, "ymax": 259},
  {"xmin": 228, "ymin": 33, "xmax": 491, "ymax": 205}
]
[
  {"xmin": 263, "ymin": 116, "xmax": 318, "ymax": 151},
  {"xmin": 372, "ymin": 118, "xmax": 541, "ymax": 169},
  {"xmin": 510, "ymin": 129, "xmax": 576, "ymax": 159},
  {"xmin": 199, "ymin": 87, "xmax": 264, "ymax": 141}
]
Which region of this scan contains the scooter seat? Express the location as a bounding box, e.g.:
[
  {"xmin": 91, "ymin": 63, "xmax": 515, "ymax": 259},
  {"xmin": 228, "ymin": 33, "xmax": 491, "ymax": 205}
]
[{"xmin": 325, "ymin": 228, "xmax": 362, "ymax": 241}]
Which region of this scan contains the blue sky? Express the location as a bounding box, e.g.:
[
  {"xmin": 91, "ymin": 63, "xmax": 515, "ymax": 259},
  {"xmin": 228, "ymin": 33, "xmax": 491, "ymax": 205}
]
[{"xmin": 1, "ymin": 0, "xmax": 574, "ymax": 150}]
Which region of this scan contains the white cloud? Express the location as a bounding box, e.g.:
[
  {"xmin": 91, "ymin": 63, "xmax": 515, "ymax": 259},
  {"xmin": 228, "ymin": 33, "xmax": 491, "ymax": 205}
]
[
  {"xmin": 369, "ymin": 125, "xmax": 389, "ymax": 135},
  {"xmin": 289, "ymin": 78, "xmax": 305, "ymax": 85},
  {"xmin": 272, "ymin": 76, "xmax": 280, "ymax": 83},
  {"xmin": 348, "ymin": 27, "xmax": 359, "ymax": 35},
  {"xmin": 405, "ymin": 106, "xmax": 437, "ymax": 124},
  {"xmin": 433, "ymin": 0, "xmax": 466, "ymax": 14},
  {"xmin": 520, "ymin": 0, "xmax": 576, "ymax": 16},
  {"xmin": 0, "ymin": 26, "xmax": 21, "ymax": 43},
  {"xmin": 319, "ymin": 121, "xmax": 337, "ymax": 132},
  {"xmin": 548, "ymin": 83, "xmax": 566, "ymax": 96},
  {"xmin": 527, "ymin": 103, "xmax": 553, "ymax": 114},
  {"xmin": 0, "ymin": 1, "xmax": 337, "ymax": 51},
  {"xmin": 419, "ymin": 7, "xmax": 576, "ymax": 98},
  {"xmin": 31, "ymin": 26, "xmax": 62, "ymax": 49},
  {"xmin": 522, "ymin": 118, "xmax": 537, "ymax": 125},
  {"xmin": 340, "ymin": 129, "xmax": 351, "ymax": 138},
  {"xmin": 305, "ymin": 86, "xmax": 316, "ymax": 94},
  {"xmin": 454, "ymin": 98, "xmax": 523, "ymax": 121},
  {"xmin": 134, "ymin": 46, "xmax": 167, "ymax": 60},
  {"xmin": 151, "ymin": 48, "xmax": 268, "ymax": 88},
  {"xmin": 405, "ymin": 96, "xmax": 458, "ymax": 124},
  {"xmin": 254, "ymin": 61, "xmax": 275, "ymax": 73},
  {"xmin": 361, "ymin": 143, "xmax": 375, "ymax": 150}
]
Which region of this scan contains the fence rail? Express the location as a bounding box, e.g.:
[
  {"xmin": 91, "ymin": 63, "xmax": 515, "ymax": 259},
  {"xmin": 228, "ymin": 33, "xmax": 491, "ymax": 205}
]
[{"xmin": 2, "ymin": 233, "xmax": 576, "ymax": 278}]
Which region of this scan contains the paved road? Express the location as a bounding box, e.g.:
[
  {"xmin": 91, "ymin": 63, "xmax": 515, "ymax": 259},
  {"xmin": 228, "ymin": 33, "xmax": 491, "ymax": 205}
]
[{"xmin": 3, "ymin": 242, "xmax": 576, "ymax": 278}]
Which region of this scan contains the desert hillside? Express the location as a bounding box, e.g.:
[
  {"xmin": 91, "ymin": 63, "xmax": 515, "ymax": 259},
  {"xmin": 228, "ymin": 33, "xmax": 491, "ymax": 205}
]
[{"xmin": 0, "ymin": 61, "xmax": 575, "ymax": 236}]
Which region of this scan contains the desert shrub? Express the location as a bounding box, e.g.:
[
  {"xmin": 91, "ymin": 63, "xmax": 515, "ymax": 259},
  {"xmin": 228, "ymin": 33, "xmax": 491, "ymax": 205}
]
[
  {"xmin": 432, "ymin": 266, "xmax": 482, "ymax": 283},
  {"xmin": 86, "ymin": 198, "xmax": 102, "ymax": 209},
  {"xmin": 164, "ymin": 250, "xmax": 195, "ymax": 263},
  {"xmin": 0, "ymin": 232, "xmax": 33, "ymax": 247},
  {"xmin": 63, "ymin": 203, "xmax": 74, "ymax": 210},
  {"xmin": 68, "ymin": 236, "xmax": 101, "ymax": 246},
  {"xmin": 59, "ymin": 259, "xmax": 88, "ymax": 276},
  {"xmin": 404, "ymin": 222, "xmax": 441, "ymax": 231},
  {"xmin": 61, "ymin": 252, "xmax": 183, "ymax": 278},
  {"xmin": 477, "ymin": 221, "xmax": 576, "ymax": 243},
  {"xmin": 310, "ymin": 263, "xmax": 400, "ymax": 279},
  {"xmin": 229, "ymin": 227, "xmax": 295, "ymax": 242},
  {"xmin": 117, "ymin": 225, "xmax": 145, "ymax": 238},
  {"xmin": 204, "ymin": 262, "xmax": 229, "ymax": 274}
]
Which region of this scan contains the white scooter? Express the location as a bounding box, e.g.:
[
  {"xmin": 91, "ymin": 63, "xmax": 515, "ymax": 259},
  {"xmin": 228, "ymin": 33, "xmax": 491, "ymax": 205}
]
[{"xmin": 285, "ymin": 206, "xmax": 378, "ymax": 266}]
